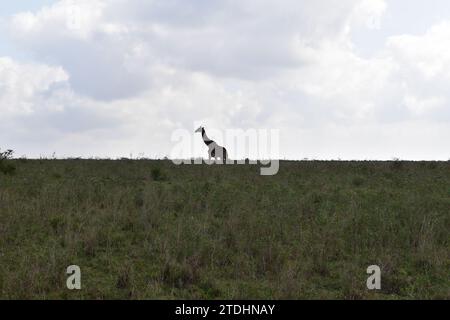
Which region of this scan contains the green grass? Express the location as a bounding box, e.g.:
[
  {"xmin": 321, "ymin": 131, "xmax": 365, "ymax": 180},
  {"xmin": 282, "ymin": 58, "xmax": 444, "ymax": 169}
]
[{"xmin": 0, "ymin": 160, "xmax": 449, "ymax": 299}]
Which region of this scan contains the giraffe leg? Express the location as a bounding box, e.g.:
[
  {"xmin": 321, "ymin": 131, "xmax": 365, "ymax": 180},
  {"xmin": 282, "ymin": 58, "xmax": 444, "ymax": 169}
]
[{"xmin": 216, "ymin": 149, "xmax": 221, "ymax": 164}]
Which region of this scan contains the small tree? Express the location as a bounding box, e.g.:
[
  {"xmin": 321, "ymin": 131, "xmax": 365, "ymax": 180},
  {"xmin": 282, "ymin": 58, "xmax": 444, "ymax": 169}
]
[
  {"xmin": 0, "ymin": 149, "xmax": 16, "ymax": 175},
  {"xmin": 0, "ymin": 149, "xmax": 13, "ymax": 160}
]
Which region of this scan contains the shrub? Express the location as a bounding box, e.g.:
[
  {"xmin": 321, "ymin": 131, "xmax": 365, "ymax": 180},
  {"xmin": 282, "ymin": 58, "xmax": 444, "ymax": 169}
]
[
  {"xmin": 0, "ymin": 149, "xmax": 16, "ymax": 175},
  {"xmin": 0, "ymin": 149, "xmax": 13, "ymax": 160},
  {"xmin": 391, "ymin": 158, "xmax": 404, "ymax": 170},
  {"xmin": 151, "ymin": 167, "xmax": 167, "ymax": 181}
]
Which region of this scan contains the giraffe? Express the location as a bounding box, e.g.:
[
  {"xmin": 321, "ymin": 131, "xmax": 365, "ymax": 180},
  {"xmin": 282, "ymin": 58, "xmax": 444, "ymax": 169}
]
[{"xmin": 195, "ymin": 126, "xmax": 228, "ymax": 164}]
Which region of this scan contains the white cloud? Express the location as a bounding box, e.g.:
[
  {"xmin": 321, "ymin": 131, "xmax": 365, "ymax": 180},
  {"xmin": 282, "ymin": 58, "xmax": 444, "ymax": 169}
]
[
  {"xmin": 386, "ymin": 21, "xmax": 450, "ymax": 120},
  {"xmin": 9, "ymin": 0, "xmax": 150, "ymax": 100},
  {"xmin": 8, "ymin": 0, "xmax": 375, "ymax": 100},
  {"xmin": 1, "ymin": 0, "xmax": 449, "ymax": 160},
  {"xmin": 387, "ymin": 22, "xmax": 450, "ymax": 80},
  {"xmin": 0, "ymin": 56, "xmax": 68, "ymax": 115},
  {"xmin": 350, "ymin": 0, "xmax": 387, "ymax": 30}
]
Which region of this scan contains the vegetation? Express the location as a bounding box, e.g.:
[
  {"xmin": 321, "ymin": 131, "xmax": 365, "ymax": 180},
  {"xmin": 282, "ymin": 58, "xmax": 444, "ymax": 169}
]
[
  {"xmin": 0, "ymin": 159, "xmax": 448, "ymax": 299},
  {"xmin": 0, "ymin": 149, "xmax": 15, "ymax": 175}
]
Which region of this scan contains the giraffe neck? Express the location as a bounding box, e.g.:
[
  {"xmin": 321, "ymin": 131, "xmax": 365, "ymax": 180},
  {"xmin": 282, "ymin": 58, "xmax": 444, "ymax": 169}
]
[{"xmin": 202, "ymin": 128, "xmax": 214, "ymax": 146}]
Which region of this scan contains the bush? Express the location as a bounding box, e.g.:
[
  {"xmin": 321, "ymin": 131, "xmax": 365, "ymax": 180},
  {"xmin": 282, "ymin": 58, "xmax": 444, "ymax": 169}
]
[
  {"xmin": 391, "ymin": 158, "xmax": 404, "ymax": 170},
  {"xmin": 0, "ymin": 149, "xmax": 16, "ymax": 175},
  {"xmin": 151, "ymin": 167, "xmax": 167, "ymax": 181},
  {"xmin": 0, "ymin": 149, "xmax": 13, "ymax": 160}
]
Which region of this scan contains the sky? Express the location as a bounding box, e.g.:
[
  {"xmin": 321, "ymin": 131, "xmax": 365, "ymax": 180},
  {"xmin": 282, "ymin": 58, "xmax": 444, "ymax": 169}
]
[{"xmin": 1, "ymin": 0, "xmax": 449, "ymax": 160}]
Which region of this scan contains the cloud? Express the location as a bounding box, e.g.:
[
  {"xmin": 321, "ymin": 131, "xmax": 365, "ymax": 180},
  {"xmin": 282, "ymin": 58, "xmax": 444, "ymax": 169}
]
[
  {"xmin": 1, "ymin": 0, "xmax": 449, "ymax": 160},
  {"xmin": 8, "ymin": 0, "xmax": 151, "ymax": 100},
  {"xmin": 0, "ymin": 56, "xmax": 129, "ymax": 156},
  {"xmin": 350, "ymin": 0, "xmax": 387, "ymax": 29},
  {"xmin": 0, "ymin": 56, "xmax": 68, "ymax": 116},
  {"xmin": 386, "ymin": 21, "xmax": 450, "ymax": 120},
  {"xmin": 8, "ymin": 0, "xmax": 386, "ymax": 100}
]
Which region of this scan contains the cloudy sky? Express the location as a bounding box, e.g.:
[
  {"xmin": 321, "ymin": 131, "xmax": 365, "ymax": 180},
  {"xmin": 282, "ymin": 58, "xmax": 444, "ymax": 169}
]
[{"xmin": 1, "ymin": 0, "xmax": 449, "ymax": 160}]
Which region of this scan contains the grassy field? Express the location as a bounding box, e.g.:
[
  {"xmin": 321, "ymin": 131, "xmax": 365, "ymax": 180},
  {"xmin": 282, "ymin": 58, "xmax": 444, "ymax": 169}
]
[{"xmin": 0, "ymin": 159, "xmax": 448, "ymax": 299}]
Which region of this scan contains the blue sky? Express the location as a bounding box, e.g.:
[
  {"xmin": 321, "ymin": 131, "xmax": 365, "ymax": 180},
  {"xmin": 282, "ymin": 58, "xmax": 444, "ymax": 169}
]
[{"xmin": 1, "ymin": 0, "xmax": 449, "ymax": 160}]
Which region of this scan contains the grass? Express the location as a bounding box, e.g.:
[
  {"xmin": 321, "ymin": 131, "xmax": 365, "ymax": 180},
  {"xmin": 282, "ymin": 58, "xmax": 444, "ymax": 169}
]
[{"xmin": 0, "ymin": 159, "xmax": 448, "ymax": 299}]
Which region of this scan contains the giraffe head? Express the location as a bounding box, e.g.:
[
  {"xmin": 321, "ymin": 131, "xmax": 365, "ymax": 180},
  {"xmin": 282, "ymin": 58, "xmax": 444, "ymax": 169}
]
[{"xmin": 195, "ymin": 126, "xmax": 203, "ymax": 133}]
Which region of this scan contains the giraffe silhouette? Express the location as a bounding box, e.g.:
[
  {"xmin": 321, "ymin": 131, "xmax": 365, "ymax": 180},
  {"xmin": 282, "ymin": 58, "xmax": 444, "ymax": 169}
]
[{"xmin": 195, "ymin": 126, "xmax": 228, "ymax": 163}]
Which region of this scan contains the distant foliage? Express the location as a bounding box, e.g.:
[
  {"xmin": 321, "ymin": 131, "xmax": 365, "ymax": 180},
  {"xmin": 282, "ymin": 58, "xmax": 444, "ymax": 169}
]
[
  {"xmin": 391, "ymin": 158, "xmax": 404, "ymax": 170},
  {"xmin": 0, "ymin": 149, "xmax": 16, "ymax": 175},
  {"xmin": 0, "ymin": 149, "xmax": 13, "ymax": 160}
]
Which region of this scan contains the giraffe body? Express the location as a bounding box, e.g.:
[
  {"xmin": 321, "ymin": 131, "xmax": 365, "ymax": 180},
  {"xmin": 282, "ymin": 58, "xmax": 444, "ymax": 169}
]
[{"xmin": 195, "ymin": 127, "xmax": 228, "ymax": 163}]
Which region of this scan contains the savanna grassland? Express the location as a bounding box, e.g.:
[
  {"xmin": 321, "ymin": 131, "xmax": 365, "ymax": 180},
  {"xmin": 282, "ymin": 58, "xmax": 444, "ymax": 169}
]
[{"xmin": 0, "ymin": 159, "xmax": 449, "ymax": 299}]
